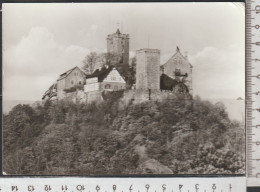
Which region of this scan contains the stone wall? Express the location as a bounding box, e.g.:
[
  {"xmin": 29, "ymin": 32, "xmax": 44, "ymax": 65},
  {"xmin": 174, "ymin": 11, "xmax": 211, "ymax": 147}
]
[
  {"xmin": 136, "ymin": 49, "xmax": 160, "ymax": 90},
  {"xmin": 57, "ymin": 67, "xmax": 86, "ymax": 100},
  {"xmin": 86, "ymin": 91, "xmax": 103, "ymax": 103},
  {"xmin": 161, "ymin": 49, "xmax": 192, "ymax": 94},
  {"xmin": 64, "ymin": 90, "xmax": 103, "ymax": 104},
  {"xmin": 62, "ymin": 88, "xmax": 191, "ymax": 106},
  {"xmin": 65, "ymin": 90, "xmax": 87, "ymax": 103},
  {"xmin": 122, "ymin": 89, "xmax": 191, "ymax": 105},
  {"xmin": 107, "ymin": 31, "xmax": 129, "ymax": 66}
]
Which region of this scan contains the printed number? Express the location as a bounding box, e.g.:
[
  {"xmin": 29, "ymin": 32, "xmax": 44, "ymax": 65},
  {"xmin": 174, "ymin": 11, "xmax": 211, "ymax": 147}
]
[
  {"xmin": 96, "ymin": 185, "xmax": 100, "ymax": 192},
  {"xmin": 113, "ymin": 185, "xmax": 116, "ymax": 191},
  {"xmin": 11, "ymin": 186, "xmax": 18, "ymax": 192},
  {"xmin": 195, "ymin": 184, "xmax": 199, "ymax": 190},
  {"xmin": 212, "ymin": 184, "xmax": 216, "ymax": 190},
  {"xmin": 129, "ymin": 185, "xmax": 133, "ymax": 192},
  {"xmin": 76, "ymin": 185, "xmax": 85, "ymax": 191},
  {"xmin": 179, "ymin": 185, "xmax": 183, "ymax": 190},
  {"xmin": 28, "ymin": 185, "xmax": 35, "ymax": 192},
  {"xmin": 145, "ymin": 184, "xmax": 150, "ymax": 191},
  {"xmin": 44, "ymin": 185, "xmax": 51, "ymax": 192},
  {"xmin": 255, "ymin": 5, "xmax": 260, "ymax": 13},
  {"xmin": 62, "ymin": 185, "xmax": 68, "ymax": 191},
  {"xmin": 162, "ymin": 184, "xmax": 166, "ymax": 192}
]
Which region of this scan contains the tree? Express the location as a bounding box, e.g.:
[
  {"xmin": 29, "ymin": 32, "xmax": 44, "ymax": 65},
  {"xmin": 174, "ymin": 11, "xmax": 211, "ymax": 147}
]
[{"xmin": 82, "ymin": 52, "xmax": 99, "ymax": 74}]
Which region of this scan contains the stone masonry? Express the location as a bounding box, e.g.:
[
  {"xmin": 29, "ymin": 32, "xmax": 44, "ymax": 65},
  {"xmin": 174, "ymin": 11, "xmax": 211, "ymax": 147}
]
[
  {"xmin": 107, "ymin": 29, "xmax": 130, "ymax": 66},
  {"xmin": 136, "ymin": 49, "xmax": 160, "ymax": 90},
  {"xmin": 161, "ymin": 47, "xmax": 192, "ymax": 94}
]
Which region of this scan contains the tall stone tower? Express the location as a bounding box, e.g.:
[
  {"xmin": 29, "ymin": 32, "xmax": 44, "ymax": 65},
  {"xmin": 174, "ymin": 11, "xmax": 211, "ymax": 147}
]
[
  {"xmin": 136, "ymin": 49, "xmax": 160, "ymax": 90},
  {"xmin": 107, "ymin": 29, "xmax": 130, "ymax": 66}
]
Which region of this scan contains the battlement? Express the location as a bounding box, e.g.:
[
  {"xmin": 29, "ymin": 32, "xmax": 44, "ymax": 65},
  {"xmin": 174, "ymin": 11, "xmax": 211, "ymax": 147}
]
[
  {"xmin": 136, "ymin": 49, "xmax": 160, "ymax": 54},
  {"xmin": 107, "ymin": 33, "xmax": 130, "ymax": 39}
]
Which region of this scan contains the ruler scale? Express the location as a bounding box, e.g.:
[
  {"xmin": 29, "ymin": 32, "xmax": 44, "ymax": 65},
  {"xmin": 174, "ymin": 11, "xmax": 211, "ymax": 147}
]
[{"xmin": 246, "ymin": 0, "xmax": 260, "ymax": 187}]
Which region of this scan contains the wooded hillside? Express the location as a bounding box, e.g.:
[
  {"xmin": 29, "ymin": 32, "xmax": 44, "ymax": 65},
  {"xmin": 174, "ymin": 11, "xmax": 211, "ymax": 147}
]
[{"xmin": 3, "ymin": 94, "xmax": 245, "ymax": 175}]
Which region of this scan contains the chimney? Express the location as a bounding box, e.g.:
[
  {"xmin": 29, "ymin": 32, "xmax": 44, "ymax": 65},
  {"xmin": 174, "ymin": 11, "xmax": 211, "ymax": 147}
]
[
  {"xmin": 105, "ymin": 64, "xmax": 109, "ymax": 69},
  {"xmin": 99, "ymin": 66, "xmax": 102, "ymax": 71}
]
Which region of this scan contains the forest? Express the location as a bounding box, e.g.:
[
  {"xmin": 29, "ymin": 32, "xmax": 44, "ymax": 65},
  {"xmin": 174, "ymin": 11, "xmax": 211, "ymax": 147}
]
[{"xmin": 3, "ymin": 93, "xmax": 245, "ymax": 175}]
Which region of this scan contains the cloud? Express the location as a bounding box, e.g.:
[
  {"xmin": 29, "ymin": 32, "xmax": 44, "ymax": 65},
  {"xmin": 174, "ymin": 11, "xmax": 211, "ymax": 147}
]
[
  {"xmin": 3, "ymin": 27, "xmax": 91, "ymax": 100},
  {"xmin": 189, "ymin": 45, "xmax": 245, "ymax": 99}
]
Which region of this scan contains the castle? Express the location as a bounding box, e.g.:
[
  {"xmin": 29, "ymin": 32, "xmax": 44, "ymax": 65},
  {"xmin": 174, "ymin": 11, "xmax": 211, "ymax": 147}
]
[{"xmin": 42, "ymin": 29, "xmax": 192, "ymax": 103}]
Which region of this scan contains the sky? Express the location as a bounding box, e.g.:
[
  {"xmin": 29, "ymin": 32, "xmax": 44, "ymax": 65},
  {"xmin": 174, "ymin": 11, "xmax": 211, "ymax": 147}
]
[{"xmin": 3, "ymin": 3, "xmax": 245, "ymax": 101}]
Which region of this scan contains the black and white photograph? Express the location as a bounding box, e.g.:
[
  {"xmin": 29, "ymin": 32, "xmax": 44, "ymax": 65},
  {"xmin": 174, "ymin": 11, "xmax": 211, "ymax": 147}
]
[{"xmin": 2, "ymin": 2, "xmax": 245, "ymax": 175}]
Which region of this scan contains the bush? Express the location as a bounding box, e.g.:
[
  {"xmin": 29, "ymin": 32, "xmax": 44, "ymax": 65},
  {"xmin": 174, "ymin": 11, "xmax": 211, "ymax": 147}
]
[{"xmin": 3, "ymin": 97, "xmax": 245, "ymax": 175}]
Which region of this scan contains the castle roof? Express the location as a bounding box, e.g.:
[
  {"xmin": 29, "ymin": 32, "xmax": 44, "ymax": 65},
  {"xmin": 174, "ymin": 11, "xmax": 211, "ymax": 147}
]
[
  {"xmin": 86, "ymin": 65, "xmax": 114, "ymax": 82},
  {"xmin": 57, "ymin": 66, "xmax": 87, "ymax": 81},
  {"xmin": 161, "ymin": 46, "xmax": 193, "ymax": 68}
]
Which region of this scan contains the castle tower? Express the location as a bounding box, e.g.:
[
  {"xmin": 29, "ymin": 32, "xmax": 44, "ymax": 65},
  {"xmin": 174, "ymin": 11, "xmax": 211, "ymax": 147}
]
[
  {"xmin": 107, "ymin": 29, "xmax": 130, "ymax": 66},
  {"xmin": 136, "ymin": 49, "xmax": 160, "ymax": 90}
]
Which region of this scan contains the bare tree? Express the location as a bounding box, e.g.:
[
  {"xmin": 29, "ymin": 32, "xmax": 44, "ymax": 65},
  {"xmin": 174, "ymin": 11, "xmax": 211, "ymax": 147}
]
[{"xmin": 82, "ymin": 52, "xmax": 99, "ymax": 74}]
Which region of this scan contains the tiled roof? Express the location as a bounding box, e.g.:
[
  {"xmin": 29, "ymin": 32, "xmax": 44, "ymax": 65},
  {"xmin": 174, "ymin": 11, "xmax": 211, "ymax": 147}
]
[
  {"xmin": 161, "ymin": 47, "xmax": 193, "ymax": 68},
  {"xmin": 57, "ymin": 66, "xmax": 87, "ymax": 81},
  {"xmin": 86, "ymin": 66, "xmax": 114, "ymax": 82}
]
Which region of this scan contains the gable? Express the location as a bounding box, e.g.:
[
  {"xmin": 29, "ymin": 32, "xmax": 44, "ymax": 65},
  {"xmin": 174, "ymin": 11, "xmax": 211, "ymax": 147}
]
[
  {"xmin": 58, "ymin": 66, "xmax": 86, "ymax": 81},
  {"xmin": 66, "ymin": 67, "xmax": 86, "ymax": 79},
  {"xmin": 103, "ymin": 68, "xmax": 126, "ymax": 83},
  {"xmin": 162, "ymin": 51, "xmax": 192, "ymax": 68}
]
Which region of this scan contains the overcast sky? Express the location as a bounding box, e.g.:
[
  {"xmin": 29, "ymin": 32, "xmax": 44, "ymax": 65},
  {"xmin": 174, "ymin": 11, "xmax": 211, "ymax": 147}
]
[{"xmin": 3, "ymin": 3, "xmax": 245, "ymax": 101}]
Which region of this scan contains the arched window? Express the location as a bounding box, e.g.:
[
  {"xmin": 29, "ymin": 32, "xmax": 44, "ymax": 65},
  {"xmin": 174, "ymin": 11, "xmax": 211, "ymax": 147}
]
[{"xmin": 105, "ymin": 84, "xmax": 111, "ymax": 89}]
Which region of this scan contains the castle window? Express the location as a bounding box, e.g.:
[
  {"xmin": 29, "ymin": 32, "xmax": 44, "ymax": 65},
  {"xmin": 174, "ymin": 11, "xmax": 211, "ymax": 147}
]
[
  {"xmin": 105, "ymin": 84, "xmax": 111, "ymax": 89},
  {"xmin": 175, "ymin": 69, "xmax": 181, "ymax": 76},
  {"xmin": 71, "ymin": 80, "xmax": 74, "ymax": 85},
  {"xmin": 79, "ymin": 81, "xmax": 82, "ymax": 85}
]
